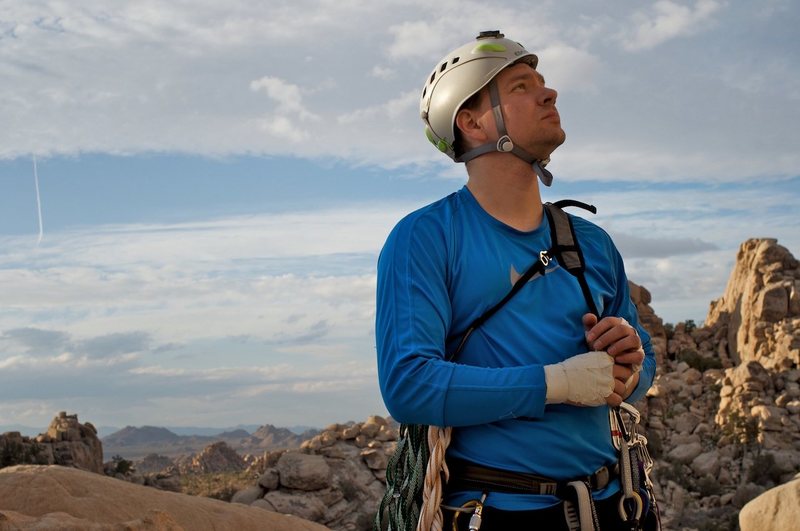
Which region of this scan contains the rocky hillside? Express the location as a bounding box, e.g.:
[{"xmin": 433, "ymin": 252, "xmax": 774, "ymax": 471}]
[
  {"xmin": 231, "ymin": 416, "xmax": 395, "ymax": 531},
  {"xmin": 641, "ymin": 238, "xmax": 800, "ymax": 530}
]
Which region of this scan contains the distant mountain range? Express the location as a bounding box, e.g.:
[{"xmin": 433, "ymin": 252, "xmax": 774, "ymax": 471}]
[
  {"xmin": 99, "ymin": 423, "xmax": 321, "ymax": 461},
  {"xmin": 0, "ymin": 423, "xmax": 317, "ymax": 440}
]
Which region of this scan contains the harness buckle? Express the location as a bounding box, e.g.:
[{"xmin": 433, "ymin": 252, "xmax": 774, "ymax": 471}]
[{"xmin": 592, "ymin": 465, "xmax": 610, "ymax": 490}]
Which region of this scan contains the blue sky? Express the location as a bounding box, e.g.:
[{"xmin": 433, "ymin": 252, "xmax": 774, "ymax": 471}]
[{"xmin": 1, "ymin": 0, "xmax": 798, "ymax": 430}]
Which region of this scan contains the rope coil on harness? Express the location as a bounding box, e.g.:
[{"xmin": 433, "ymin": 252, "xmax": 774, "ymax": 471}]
[{"xmin": 417, "ymin": 426, "xmax": 453, "ymax": 531}]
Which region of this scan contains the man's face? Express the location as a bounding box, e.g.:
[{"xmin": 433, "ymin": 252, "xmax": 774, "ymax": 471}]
[{"xmin": 477, "ymin": 62, "xmax": 566, "ymax": 158}]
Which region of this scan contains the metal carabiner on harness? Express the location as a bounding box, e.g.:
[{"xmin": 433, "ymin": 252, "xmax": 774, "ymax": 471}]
[
  {"xmin": 450, "ymin": 492, "xmax": 487, "ymax": 531},
  {"xmin": 618, "ymin": 490, "xmax": 644, "ymax": 524},
  {"xmin": 611, "ymin": 404, "xmax": 648, "ymax": 528}
]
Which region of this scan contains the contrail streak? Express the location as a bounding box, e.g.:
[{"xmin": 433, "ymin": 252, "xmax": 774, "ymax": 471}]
[{"xmin": 33, "ymin": 155, "xmax": 44, "ymax": 245}]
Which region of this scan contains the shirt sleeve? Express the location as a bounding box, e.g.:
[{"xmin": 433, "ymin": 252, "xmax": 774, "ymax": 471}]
[{"xmin": 376, "ymin": 215, "xmax": 547, "ymax": 428}]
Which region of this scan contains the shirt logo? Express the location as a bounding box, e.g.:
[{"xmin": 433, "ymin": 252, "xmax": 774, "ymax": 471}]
[{"xmin": 509, "ymin": 261, "xmax": 561, "ymax": 286}]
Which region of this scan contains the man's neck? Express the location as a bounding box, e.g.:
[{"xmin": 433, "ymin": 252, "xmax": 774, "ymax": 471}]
[{"xmin": 465, "ymin": 155, "xmax": 544, "ymax": 232}]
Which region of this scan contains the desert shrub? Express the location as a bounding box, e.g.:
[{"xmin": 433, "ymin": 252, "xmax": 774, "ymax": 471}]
[
  {"xmin": 664, "ymin": 322, "xmax": 675, "ymax": 340},
  {"xmin": 722, "ymin": 410, "xmax": 761, "ymax": 458},
  {"xmin": 684, "ymin": 319, "xmax": 697, "ymax": 333},
  {"xmin": 747, "ymin": 452, "xmax": 783, "ymax": 487},
  {"xmin": 112, "ymin": 454, "xmax": 134, "ymax": 475}
]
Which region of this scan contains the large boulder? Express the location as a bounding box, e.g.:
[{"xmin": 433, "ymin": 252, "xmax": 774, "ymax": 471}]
[
  {"xmin": 0, "ymin": 465, "xmax": 328, "ymax": 531},
  {"xmin": 739, "ymin": 478, "xmax": 800, "ymax": 531},
  {"xmin": 276, "ymin": 452, "xmax": 331, "ymax": 491}
]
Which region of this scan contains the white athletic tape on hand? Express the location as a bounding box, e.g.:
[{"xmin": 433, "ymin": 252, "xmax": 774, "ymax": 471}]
[{"xmin": 544, "ymin": 351, "xmax": 615, "ymax": 406}]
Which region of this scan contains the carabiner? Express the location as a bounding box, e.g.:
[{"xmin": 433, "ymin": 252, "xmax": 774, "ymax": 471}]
[
  {"xmin": 618, "ymin": 491, "xmax": 643, "ymax": 523},
  {"xmin": 539, "ymin": 250, "xmax": 550, "ymax": 266}
]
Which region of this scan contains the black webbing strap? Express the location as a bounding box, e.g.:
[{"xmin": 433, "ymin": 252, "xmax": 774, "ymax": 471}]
[
  {"xmin": 448, "ymin": 255, "xmax": 547, "ymax": 361},
  {"xmin": 544, "ymin": 202, "xmax": 600, "ymax": 318},
  {"xmin": 446, "ymin": 457, "xmax": 618, "ymax": 496},
  {"xmin": 446, "ymin": 201, "xmax": 598, "ymax": 361}
]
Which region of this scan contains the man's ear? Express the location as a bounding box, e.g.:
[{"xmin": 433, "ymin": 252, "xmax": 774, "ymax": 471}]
[{"xmin": 455, "ymin": 107, "xmax": 489, "ymax": 148}]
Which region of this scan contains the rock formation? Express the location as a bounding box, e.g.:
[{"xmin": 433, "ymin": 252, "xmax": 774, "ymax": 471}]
[
  {"xmin": 176, "ymin": 441, "xmax": 246, "ymax": 475},
  {"xmin": 232, "ymin": 415, "xmax": 396, "ymax": 531},
  {"xmin": 0, "ymin": 464, "xmax": 327, "ymax": 530},
  {"xmin": 135, "ymin": 453, "xmax": 176, "ymax": 475},
  {"xmin": 239, "ymin": 424, "xmax": 317, "ymax": 451},
  {"xmin": 0, "ymin": 412, "xmax": 103, "ymax": 474},
  {"xmin": 706, "ymin": 238, "xmax": 800, "ymax": 368}
]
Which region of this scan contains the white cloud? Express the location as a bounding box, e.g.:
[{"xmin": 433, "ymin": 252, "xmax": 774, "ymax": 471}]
[
  {"xmin": 1, "ymin": 1, "xmax": 797, "ymax": 182},
  {"xmin": 537, "ymin": 44, "xmax": 602, "ymax": 93},
  {"xmin": 250, "ymin": 76, "xmax": 319, "ymax": 122},
  {"xmin": 387, "ymin": 20, "xmax": 451, "ymax": 59},
  {"xmin": 370, "ymin": 65, "xmax": 396, "ymax": 80},
  {"xmin": 337, "ymin": 90, "xmax": 418, "ymax": 124},
  {"xmin": 0, "ymin": 205, "xmax": 404, "ymax": 428},
  {"xmin": 0, "ymin": 206, "xmax": 402, "ymax": 342},
  {"xmin": 620, "ymin": 0, "xmax": 724, "ymax": 51}
]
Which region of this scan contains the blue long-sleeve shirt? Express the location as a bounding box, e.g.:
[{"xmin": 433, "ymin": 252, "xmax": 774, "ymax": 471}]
[{"xmin": 376, "ymin": 186, "xmax": 656, "ymax": 509}]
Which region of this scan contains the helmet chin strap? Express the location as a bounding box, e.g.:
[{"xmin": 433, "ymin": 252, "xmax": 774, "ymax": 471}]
[{"xmin": 456, "ymin": 80, "xmax": 554, "ymax": 187}]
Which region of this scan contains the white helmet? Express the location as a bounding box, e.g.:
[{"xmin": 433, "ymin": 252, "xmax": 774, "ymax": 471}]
[{"xmin": 420, "ymin": 30, "xmax": 553, "ymax": 185}]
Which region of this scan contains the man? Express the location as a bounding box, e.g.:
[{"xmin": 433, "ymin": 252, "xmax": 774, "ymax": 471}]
[{"xmin": 376, "ymin": 31, "xmax": 657, "ymax": 530}]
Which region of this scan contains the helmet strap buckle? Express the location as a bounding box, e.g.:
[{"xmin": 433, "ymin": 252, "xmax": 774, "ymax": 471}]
[{"xmin": 497, "ymin": 135, "xmax": 514, "ymax": 153}]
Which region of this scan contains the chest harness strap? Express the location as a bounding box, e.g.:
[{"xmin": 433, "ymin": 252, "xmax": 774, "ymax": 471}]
[{"xmin": 449, "ymin": 200, "xmax": 597, "ymax": 360}]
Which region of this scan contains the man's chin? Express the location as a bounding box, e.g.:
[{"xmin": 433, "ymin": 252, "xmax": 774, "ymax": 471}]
[{"xmin": 537, "ymin": 133, "xmax": 566, "ymax": 159}]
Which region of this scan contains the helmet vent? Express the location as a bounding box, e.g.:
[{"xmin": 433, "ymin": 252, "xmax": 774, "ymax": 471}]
[
  {"xmin": 452, "ymin": 57, "xmax": 460, "ymax": 64},
  {"xmin": 440, "ymin": 62, "xmax": 447, "ymax": 72},
  {"xmin": 430, "ymin": 72, "xmax": 436, "ymax": 84},
  {"xmin": 422, "ymin": 87, "xmax": 427, "ymax": 98}
]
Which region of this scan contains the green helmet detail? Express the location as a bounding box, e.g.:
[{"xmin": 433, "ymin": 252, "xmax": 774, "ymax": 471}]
[{"xmin": 420, "ymin": 30, "xmax": 538, "ymax": 162}]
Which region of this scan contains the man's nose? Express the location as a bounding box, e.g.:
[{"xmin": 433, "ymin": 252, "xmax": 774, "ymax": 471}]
[{"xmin": 539, "ymin": 86, "xmax": 558, "ymax": 106}]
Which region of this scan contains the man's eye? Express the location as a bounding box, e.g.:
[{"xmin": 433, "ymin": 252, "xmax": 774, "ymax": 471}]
[{"xmin": 513, "ymin": 84, "xmax": 525, "ymax": 91}]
